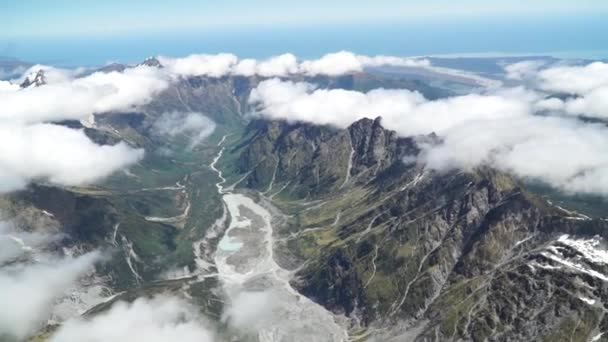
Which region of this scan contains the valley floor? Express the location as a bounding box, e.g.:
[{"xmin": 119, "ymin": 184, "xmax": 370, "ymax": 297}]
[{"xmin": 212, "ymin": 141, "xmax": 350, "ymax": 341}]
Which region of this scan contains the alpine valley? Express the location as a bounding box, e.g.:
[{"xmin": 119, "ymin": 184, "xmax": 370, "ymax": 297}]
[{"xmin": 2, "ymin": 53, "xmax": 608, "ymax": 342}]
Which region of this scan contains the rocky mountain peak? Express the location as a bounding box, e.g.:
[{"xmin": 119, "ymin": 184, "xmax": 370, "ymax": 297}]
[
  {"xmin": 19, "ymin": 69, "xmax": 46, "ymax": 88},
  {"xmin": 140, "ymin": 57, "xmax": 163, "ymax": 68},
  {"xmin": 228, "ymin": 115, "xmax": 608, "ymax": 340},
  {"xmin": 235, "ymin": 117, "xmax": 420, "ymax": 197}
]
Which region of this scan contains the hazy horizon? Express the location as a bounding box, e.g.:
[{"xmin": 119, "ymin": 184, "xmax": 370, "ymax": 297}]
[{"xmin": 2, "ymin": 3, "xmax": 607, "ymax": 67}]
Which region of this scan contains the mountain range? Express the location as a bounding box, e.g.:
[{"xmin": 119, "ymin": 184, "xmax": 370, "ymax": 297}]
[{"xmin": 2, "ymin": 55, "xmax": 607, "ymax": 342}]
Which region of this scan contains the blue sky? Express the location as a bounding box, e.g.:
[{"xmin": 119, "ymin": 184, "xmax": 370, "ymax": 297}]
[
  {"xmin": 2, "ymin": 1, "xmax": 608, "ymax": 65},
  {"xmin": 3, "ymin": 0, "xmax": 608, "ymax": 37}
]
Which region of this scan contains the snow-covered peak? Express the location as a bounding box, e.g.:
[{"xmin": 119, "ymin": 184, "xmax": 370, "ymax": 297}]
[{"xmin": 19, "ymin": 69, "xmax": 46, "ymax": 88}]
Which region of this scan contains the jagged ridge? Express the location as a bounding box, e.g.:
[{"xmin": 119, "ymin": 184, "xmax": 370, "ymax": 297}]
[{"xmin": 231, "ymin": 117, "xmax": 608, "ymax": 341}]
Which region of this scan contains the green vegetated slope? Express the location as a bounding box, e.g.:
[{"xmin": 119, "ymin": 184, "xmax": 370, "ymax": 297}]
[
  {"xmin": 10, "ymin": 75, "xmax": 248, "ymax": 342},
  {"xmin": 14, "ymin": 63, "xmax": 455, "ymax": 341},
  {"xmin": 15, "ymin": 60, "xmax": 608, "ymax": 341},
  {"xmin": 225, "ymin": 117, "xmax": 608, "ymax": 341}
]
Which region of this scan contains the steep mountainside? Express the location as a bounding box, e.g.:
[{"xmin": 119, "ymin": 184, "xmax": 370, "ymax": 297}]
[
  {"xmin": 1, "ymin": 63, "xmax": 454, "ymax": 341},
  {"xmin": 7, "ymin": 58, "xmax": 606, "ymax": 341},
  {"xmin": 227, "ymin": 118, "xmax": 608, "ymax": 341},
  {"xmin": 232, "ymin": 118, "xmax": 421, "ymax": 197}
]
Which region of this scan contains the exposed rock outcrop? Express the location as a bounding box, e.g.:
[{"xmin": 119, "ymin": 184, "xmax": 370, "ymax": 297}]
[{"xmin": 232, "ymin": 117, "xmax": 608, "ymax": 341}]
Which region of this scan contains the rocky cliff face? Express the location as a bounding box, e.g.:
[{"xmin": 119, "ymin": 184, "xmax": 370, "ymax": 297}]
[
  {"xmin": 19, "ymin": 69, "xmax": 46, "ymax": 88},
  {"xmin": 231, "ymin": 117, "xmax": 608, "ymax": 341},
  {"xmin": 234, "ymin": 117, "xmax": 420, "ymax": 198}
]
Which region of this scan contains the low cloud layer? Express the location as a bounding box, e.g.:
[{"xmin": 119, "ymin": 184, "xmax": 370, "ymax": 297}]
[
  {"xmin": 14, "ymin": 65, "xmax": 84, "ymax": 85},
  {"xmin": 50, "ymin": 296, "xmax": 215, "ymax": 342},
  {"xmin": 153, "ymin": 112, "xmax": 216, "ymax": 148},
  {"xmin": 0, "ymin": 123, "xmax": 143, "ymax": 192},
  {"xmin": 51, "ymin": 290, "xmax": 279, "ymax": 342},
  {"xmin": 0, "ymin": 223, "xmax": 100, "ymax": 340},
  {"xmin": 538, "ymin": 62, "xmax": 608, "ymax": 95},
  {"xmin": 158, "ymin": 53, "xmax": 239, "ymax": 78},
  {"xmin": 518, "ymin": 61, "xmax": 608, "ymax": 119},
  {"xmin": 159, "ymin": 51, "xmax": 431, "ymax": 78},
  {"xmin": 0, "ymin": 80, "xmax": 19, "ymax": 92},
  {"xmin": 0, "ymin": 51, "xmax": 515, "ymax": 339},
  {"xmin": 222, "ymin": 290, "xmax": 279, "ymax": 333},
  {"xmin": 0, "ymin": 223, "xmax": 55, "ymax": 264},
  {"xmin": 248, "ymin": 61, "xmax": 608, "ymax": 196},
  {"xmin": 0, "ymin": 51, "xmax": 443, "ymax": 193},
  {"xmin": 504, "ymin": 60, "xmax": 546, "ymax": 80},
  {"xmin": 249, "ymin": 79, "xmax": 531, "ymax": 136},
  {"xmin": 422, "ymin": 115, "xmax": 608, "ymax": 195},
  {"xmin": 3, "ymin": 52, "xmax": 606, "ymax": 198},
  {"xmin": 0, "ymin": 64, "xmax": 158, "ymax": 192},
  {"xmin": 2, "ymin": 65, "xmax": 169, "ymax": 125}
]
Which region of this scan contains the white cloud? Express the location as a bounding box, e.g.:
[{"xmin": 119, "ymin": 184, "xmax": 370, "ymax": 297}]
[
  {"xmin": 0, "ymin": 57, "xmax": 255, "ymax": 194},
  {"xmin": 504, "ymin": 60, "xmax": 546, "ymax": 80},
  {"xmin": 535, "ymin": 97, "xmax": 565, "ymax": 112},
  {"xmin": 158, "ymin": 53, "xmax": 238, "ymax": 77},
  {"xmin": 533, "ymin": 62, "xmax": 608, "ymax": 119},
  {"xmin": 231, "ymin": 58, "xmax": 258, "ymax": 77},
  {"xmin": 356, "ymin": 54, "xmax": 431, "ymax": 68},
  {"xmin": 153, "ymin": 112, "xmax": 216, "ymax": 148},
  {"xmin": 249, "ymin": 78, "xmax": 531, "ymax": 136},
  {"xmin": 248, "ymin": 77, "xmax": 608, "ymax": 196},
  {"xmin": 298, "ymin": 51, "xmax": 430, "ymax": 76},
  {"xmin": 259, "ymin": 54, "xmax": 298, "ymax": 76},
  {"xmin": 0, "ymin": 222, "xmax": 55, "ymax": 264},
  {"xmin": 422, "ymin": 115, "xmax": 608, "ymax": 195},
  {"xmin": 0, "ymin": 59, "xmax": 199, "ymax": 194},
  {"xmin": 222, "ymin": 290, "xmax": 279, "ymax": 333},
  {"xmin": 298, "ymin": 52, "xmax": 430, "ymax": 76},
  {"xmin": 12, "ymin": 64, "xmax": 81, "ymax": 85},
  {"xmin": 0, "ymin": 123, "xmax": 143, "ymax": 193},
  {"xmin": 538, "ymin": 62, "xmax": 608, "ymax": 95},
  {"xmin": 159, "ymin": 51, "xmax": 431, "ymax": 78},
  {"xmin": 299, "ymin": 51, "xmax": 364, "ymax": 76},
  {"xmin": 0, "ymin": 80, "xmax": 19, "ymax": 92},
  {"xmin": 297, "ymin": 51, "xmax": 430, "ymax": 76},
  {"xmin": 233, "ymin": 54, "xmax": 299, "ymax": 77},
  {"xmin": 0, "ymin": 64, "xmax": 156, "ymax": 192},
  {"xmin": 74, "ymin": 67, "xmax": 169, "ymax": 115},
  {"xmin": 50, "ymin": 296, "xmax": 215, "ymax": 342},
  {"xmin": 1, "ymin": 66, "xmax": 169, "ymax": 125},
  {"xmin": 563, "ymin": 87, "xmax": 608, "ymax": 118},
  {"xmin": 0, "ymin": 233, "xmax": 100, "ymax": 341}
]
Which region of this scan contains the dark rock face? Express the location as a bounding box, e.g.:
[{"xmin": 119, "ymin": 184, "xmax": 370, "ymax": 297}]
[
  {"xmin": 235, "ymin": 118, "xmax": 419, "ymax": 198},
  {"xmin": 12, "ymin": 185, "xmax": 118, "ymax": 245},
  {"xmin": 143, "ymin": 76, "xmax": 248, "ymax": 127},
  {"xmin": 139, "ymin": 57, "xmax": 163, "ymax": 68},
  {"xmin": 234, "ymin": 117, "xmax": 608, "ymax": 341},
  {"xmin": 235, "ymin": 119, "xmax": 351, "ymax": 197},
  {"xmin": 348, "ymin": 117, "xmax": 418, "ymax": 177},
  {"xmin": 19, "ymin": 69, "xmax": 46, "ymax": 88}
]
